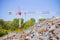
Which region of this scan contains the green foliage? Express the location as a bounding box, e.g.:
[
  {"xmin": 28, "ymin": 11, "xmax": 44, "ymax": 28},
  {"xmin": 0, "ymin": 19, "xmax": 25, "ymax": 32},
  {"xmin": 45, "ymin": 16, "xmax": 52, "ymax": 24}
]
[
  {"xmin": 23, "ymin": 18, "xmax": 35, "ymax": 30},
  {"xmin": 0, "ymin": 19, "xmax": 5, "ymax": 28},
  {"xmin": 0, "ymin": 19, "xmax": 4, "ymax": 25},
  {"xmin": 0, "ymin": 19, "xmax": 12, "ymax": 37},
  {"xmin": 0, "ymin": 25, "xmax": 8, "ymax": 37},
  {"xmin": 11, "ymin": 18, "xmax": 19, "ymax": 30},
  {"xmin": 30, "ymin": 18, "xmax": 35, "ymax": 25},
  {"xmin": 0, "ymin": 18, "xmax": 35, "ymax": 36},
  {"xmin": 0, "ymin": 19, "xmax": 11, "ymax": 30},
  {"xmin": 0, "ymin": 29, "xmax": 8, "ymax": 37},
  {"xmin": 3, "ymin": 21, "xmax": 11, "ymax": 30},
  {"xmin": 39, "ymin": 18, "xmax": 46, "ymax": 22}
]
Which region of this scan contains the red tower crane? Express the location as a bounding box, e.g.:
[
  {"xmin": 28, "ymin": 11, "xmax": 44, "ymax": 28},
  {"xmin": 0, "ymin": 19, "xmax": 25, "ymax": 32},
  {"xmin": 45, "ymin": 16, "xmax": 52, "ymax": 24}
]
[{"xmin": 8, "ymin": 7, "xmax": 36, "ymax": 28}]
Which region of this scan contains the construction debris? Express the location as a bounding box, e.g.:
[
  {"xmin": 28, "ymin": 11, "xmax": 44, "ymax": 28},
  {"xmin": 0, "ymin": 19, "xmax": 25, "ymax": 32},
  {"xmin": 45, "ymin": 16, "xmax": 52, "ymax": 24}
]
[{"xmin": 0, "ymin": 17, "xmax": 60, "ymax": 40}]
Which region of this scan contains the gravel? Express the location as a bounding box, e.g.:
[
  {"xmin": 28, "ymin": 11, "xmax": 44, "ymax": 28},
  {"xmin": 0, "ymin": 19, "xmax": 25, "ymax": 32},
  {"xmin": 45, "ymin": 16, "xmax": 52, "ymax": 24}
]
[{"xmin": 0, "ymin": 17, "xmax": 60, "ymax": 40}]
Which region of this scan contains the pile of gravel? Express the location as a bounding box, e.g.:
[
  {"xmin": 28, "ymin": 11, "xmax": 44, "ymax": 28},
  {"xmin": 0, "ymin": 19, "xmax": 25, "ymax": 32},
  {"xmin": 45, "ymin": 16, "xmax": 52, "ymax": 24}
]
[{"xmin": 0, "ymin": 17, "xmax": 60, "ymax": 40}]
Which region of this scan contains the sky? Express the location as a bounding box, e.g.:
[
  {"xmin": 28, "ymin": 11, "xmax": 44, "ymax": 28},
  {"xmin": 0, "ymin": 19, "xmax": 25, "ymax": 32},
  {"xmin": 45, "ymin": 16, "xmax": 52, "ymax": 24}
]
[{"xmin": 0, "ymin": 0, "xmax": 60, "ymax": 22}]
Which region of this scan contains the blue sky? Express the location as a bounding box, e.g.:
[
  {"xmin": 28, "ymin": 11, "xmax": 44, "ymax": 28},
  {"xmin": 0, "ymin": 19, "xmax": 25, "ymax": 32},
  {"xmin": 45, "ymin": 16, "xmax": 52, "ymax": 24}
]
[{"xmin": 0, "ymin": 0, "xmax": 60, "ymax": 22}]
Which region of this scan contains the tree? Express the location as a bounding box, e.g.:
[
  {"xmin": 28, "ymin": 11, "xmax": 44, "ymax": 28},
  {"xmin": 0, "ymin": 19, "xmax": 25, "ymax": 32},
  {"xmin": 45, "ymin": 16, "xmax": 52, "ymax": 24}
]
[
  {"xmin": 4, "ymin": 21, "xmax": 12, "ymax": 30},
  {"xmin": 11, "ymin": 18, "xmax": 19, "ymax": 30},
  {"xmin": 0, "ymin": 19, "xmax": 4, "ymax": 28},
  {"xmin": 0, "ymin": 19, "xmax": 8, "ymax": 30},
  {"xmin": 23, "ymin": 18, "xmax": 35, "ymax": 29},
  {"xmin": 30, "ymin": 18, "xmax": 35, "ymax": 26},
  {"xmin": 0, "ymin": 25, "xmax": 8, "ymax": 37},
  {"xmin": 11, "ymin": 18, "xmax": 24, "ymax": 30},
  {"xmin": 39, "ymin": 18, "xmax": 46, "ymax": 22}
]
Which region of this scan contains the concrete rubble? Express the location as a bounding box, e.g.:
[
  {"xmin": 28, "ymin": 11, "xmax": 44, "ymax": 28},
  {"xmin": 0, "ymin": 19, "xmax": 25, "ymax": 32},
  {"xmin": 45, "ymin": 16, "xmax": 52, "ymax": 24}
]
[{"xmin": 0, "ymin": 17, "xmax": 60, "ymax": 40}]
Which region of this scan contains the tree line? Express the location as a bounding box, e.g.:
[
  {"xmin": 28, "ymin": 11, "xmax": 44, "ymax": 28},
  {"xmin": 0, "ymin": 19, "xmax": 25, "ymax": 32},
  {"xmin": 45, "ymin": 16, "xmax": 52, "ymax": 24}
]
[{"xmin": 0, "ymin": 18, "xmax": 46, "ymax": 37}]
